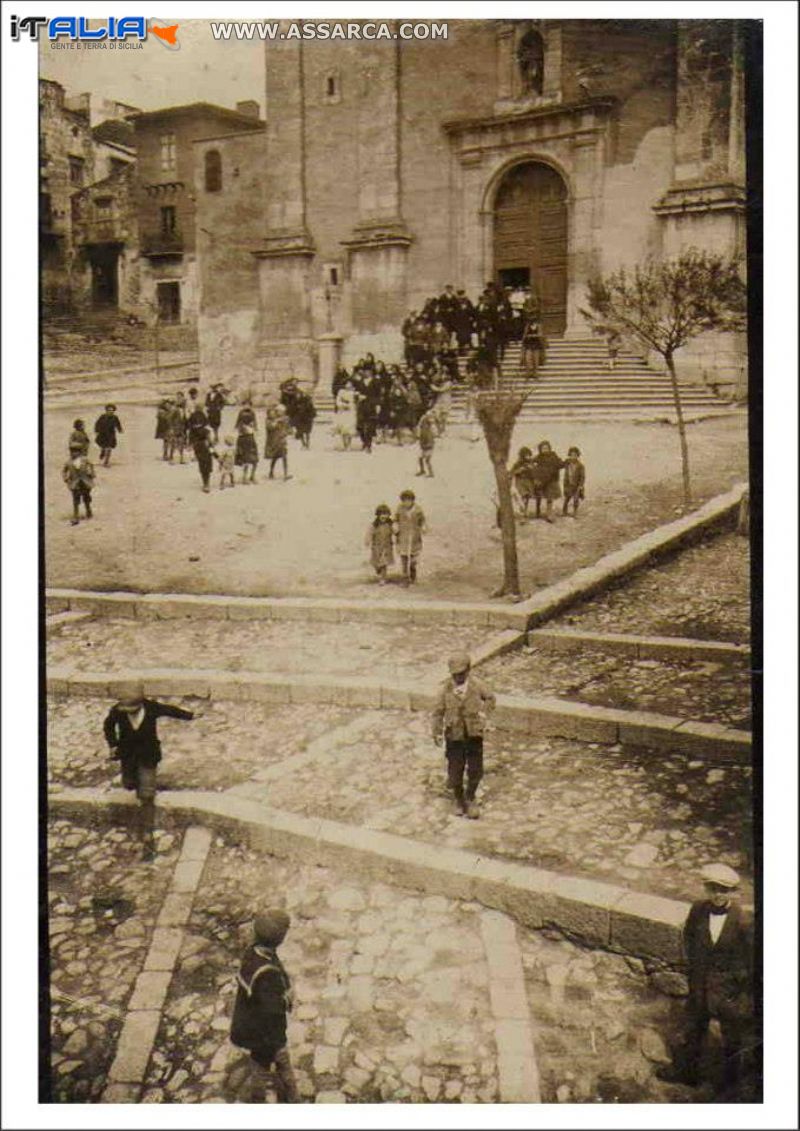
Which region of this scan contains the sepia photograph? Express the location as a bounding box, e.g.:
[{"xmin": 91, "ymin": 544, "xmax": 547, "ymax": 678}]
[{"xmin": 2, "ymin": 2, "xmax": 796, "ymax": 1123}]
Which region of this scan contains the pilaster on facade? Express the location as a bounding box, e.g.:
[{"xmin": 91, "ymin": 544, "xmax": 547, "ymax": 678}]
[{"xmin": 341, "ymin": 219, "xmax": 413, "ymax": 254}]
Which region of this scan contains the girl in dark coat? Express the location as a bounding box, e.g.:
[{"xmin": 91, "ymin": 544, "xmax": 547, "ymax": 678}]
[
  {"xmin": 531, "ymin": 440, "xmax": 565, "ymax": 522},
  {"xmin": 94, "ymin": 404, "xmax": 123, "ymax": 467},
  {"xmin": 234, "ymin": 403, "xmax": 259, "ymax": 483}
]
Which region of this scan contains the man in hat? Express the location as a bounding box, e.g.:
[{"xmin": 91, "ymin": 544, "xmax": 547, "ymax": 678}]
[
  {"xmin": 432, "ymin": 654, "xmax": 496, "ymax": 818},
  {"xmin": 230, "ymin": 909, "xmax": 300, "ymax": 1103},
  {"xmin": 658, "ymin": 863, "xmax": 756, "ymax": 1095},
  {"xmin": 103, "ymin": 684, "xmax": 196, "ymax": 859}
]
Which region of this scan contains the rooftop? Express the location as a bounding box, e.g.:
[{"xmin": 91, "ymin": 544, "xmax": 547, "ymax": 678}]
[{"xmin": 127, "ymin": 102, "xmax": 263, "ymax": 130}]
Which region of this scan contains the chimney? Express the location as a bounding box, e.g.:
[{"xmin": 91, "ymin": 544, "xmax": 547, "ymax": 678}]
[{"xmin": 235, "ymin": 100, "xmax": 260, "ymax": 120}]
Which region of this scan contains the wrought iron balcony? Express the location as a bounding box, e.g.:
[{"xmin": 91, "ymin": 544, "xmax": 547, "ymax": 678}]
[{"xmin": 140, "ymin": 228, "xmax": 184, "ymax": 256}]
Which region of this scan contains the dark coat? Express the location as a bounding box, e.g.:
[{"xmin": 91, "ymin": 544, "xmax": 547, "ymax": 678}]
[
  {"xmin": 103, "ymin": 699, "xmax": 193, "ymax": 769},
  {"xmin": 95, "ymin": 413, "xmax": 123, "ymax": 449},
  {"xmin": 230, "ymin": 944, "xmax": 292, "ymax": 1058},
  {"xmin": 205, "ymin": 390, "xmax": 226, "ymax": 428},
  {"xmin": 432, "ymin": 676, "xmax": 496, "ymax": 741},
  {"xmin": 683, "ymin": 899, "xmax": 754, "ymax": 1020}
]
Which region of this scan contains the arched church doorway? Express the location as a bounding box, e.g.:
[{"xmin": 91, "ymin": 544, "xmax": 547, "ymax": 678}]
[{"xmin": 493, "ymin": 162, "xmax": 568, "ymax": 336}]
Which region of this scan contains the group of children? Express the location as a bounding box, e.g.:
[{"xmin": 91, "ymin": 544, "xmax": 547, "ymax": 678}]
[
  {"xmin": 365, "ymin": 489, "xmax": 427, "ymax": 586},
  {"xmin": 61, "ymin": 406, "xmax": 124, "ymax": 525},
  {"xmin": 509, "ymin": 441, "xmax": 586, "ymax": 522}
]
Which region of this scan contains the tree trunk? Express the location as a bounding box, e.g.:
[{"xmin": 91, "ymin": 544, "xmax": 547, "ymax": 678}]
[
  {"xmin": 475, "ymin": 390, "xmax": 527, "ymax": 598},
  {"xmin": 492, "ymin": 457, "xmax": 521, "ymax": 597},
  {"xmin": 665, "ymin": 352, "xmax": 691, "ymax": 506}
]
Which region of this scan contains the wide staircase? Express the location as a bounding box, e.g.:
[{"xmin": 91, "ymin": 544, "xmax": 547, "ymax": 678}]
[{"xmin": 313, "ymin": 336, "xmax": 732, "ymax": 422}]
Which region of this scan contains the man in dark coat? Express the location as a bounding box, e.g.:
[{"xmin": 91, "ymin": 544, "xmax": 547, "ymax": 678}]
[
  {"xmin": 103, "ymin": 684, "xmax": 195, "ymax": 858},
  {"xmin": 187, "ymin": 408, "xmax": 214, "ymax": 492},
  {"xmin": 658, "ymin": 864, "xmax": 757, "ymax": 1096},
  {"xmin": 230, "ymin": 910, "xmax": 300, "ymax": 1103}
]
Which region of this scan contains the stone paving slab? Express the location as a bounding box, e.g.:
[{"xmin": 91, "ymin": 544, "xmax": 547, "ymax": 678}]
[
  {"xmin": 46, "ymin": 617, "xmax": 492, "ymax": 683},
  {"xmin": 47, "ymin": 674, "xmax": 752, "ymax": 763},
  {"xmin": 140, "ymin": 836, "xmax": 501, "ymax": 1103},
  {"xmin": 555, "ymin": 530, "xmax": 751, "ymax": 644},
  {"xmin": 46, "ymin": 819, "xmax": 182, "ymax": 1102},
  {"xmin": 50, "ymin": 787, "xmax": 692, "ymax": 964}
]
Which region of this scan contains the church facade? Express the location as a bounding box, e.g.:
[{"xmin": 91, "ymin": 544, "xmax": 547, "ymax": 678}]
[{"xmin": 194, "ymin": 18, "xmax": 750, "ymax": 394}]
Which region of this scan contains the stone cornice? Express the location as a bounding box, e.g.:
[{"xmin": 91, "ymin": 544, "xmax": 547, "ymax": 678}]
[
  {"xmin": 341, "ymin": 219, "xmax": 413, "ymax": 253},
  {"xmin": 653, "ymin": 182, "xmax": 746, "ymax": 217},
  {"xmin": 252, "ymin": 230, "xmax": 316, "ymax": 259},
  {"xmin": 442, "ymin": 96, "xmax": 618, "ymax": 137}
]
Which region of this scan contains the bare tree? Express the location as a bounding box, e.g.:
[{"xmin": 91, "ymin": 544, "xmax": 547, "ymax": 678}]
[
  {"xmin": 580, "ymin": 249, "xmax": 747, "ymax": 506},
  {"xmin": 475, "ymin": 388, "xmax": 527, "ymax": 598}
]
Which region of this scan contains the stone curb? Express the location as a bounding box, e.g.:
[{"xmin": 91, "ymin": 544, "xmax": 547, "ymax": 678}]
[
  {"xmin": 480, "ymin": 911, "xmax": 541, "ymax": 1103},
  {"xmin": 49, "ymin": 788, "xmax": 690, "ymax": 966},
  {"xmin": 44, "ymin": 482, "xmax": 747, "ymax": 632},
  {"xmin": 102, "ymin": 826, "xmax": 213, "ymax": 1102},
  {"xmin": 526, "ymin": 628, "xmax": 750, "ymax": 664},
  {"xmin": 45, "ymin": 610, "xmax": 94, "ymax": 634},
  {"xmin": 47, "ymin": 667, "xmax": 752, "ymax": 763},
  {"xmin": 514, "ymin": 482, "xmax": 748, "ymax": 631}
]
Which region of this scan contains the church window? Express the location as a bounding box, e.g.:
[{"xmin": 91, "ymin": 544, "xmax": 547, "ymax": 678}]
[{"xmin": 323, "ymin": 71, "xmax": 341, "ymax": 104}]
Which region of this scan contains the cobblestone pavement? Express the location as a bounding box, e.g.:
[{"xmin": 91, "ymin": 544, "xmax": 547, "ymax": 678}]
[
  {"xmin": 518, "ymin": 929, "xmax": 745, "ymax": 1103},
  {"xmin": 482, "ymin": 646, "xmax": 751, "ymax": 729},
  {"xmin": 142, "ymin": 836, "xmax": 499, "ymax": 1104},
  {"xmin": 47, "ymin": 697, "xmax": 352, "ymax": 791},
  {"xmin": 556, "ymin": 532, "xmax": 750, "ymax": 643},
  {"xmin": 48, "ymin": 819, "xmax": 181, "ymax": 1102},
  {"xmin": 47, "ymin": 618, "xmax": 489, "ymax": 682},
  {"xmin": 235, "ymin": 710, "xmax": 752, "ymax": 905},
  {"xmin": 45, "ymin": 405, "xmax": 747, "ymax": 600}
]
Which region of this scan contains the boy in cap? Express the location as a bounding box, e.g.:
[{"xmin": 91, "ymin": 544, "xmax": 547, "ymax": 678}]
[
  {"xmin": 62, "ymin": 443, "xmax": 96, "ymax": 526},
  {"xmin": 230, "ymin": 909, "xmax": 300, "ymax": 1103},
  {"xmin": 103, "ymin": 684, "xmax": 196, "ymax": 859},
  {"xmin": 432, "ymin": 654, "xmax": 496, "ymax": 818},
  {"xmin": 658, "ymin": 863, "xmax": 756, "ymax": 1096}
]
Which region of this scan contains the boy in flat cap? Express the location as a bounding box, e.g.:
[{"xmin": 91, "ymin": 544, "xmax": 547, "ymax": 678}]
[
  {"xmin": 103, "ymin": 683, "xmax": 196, "ymax": 859},
  {"xmin": 658, "ymin": 863, "xmax": 757, "ymax": 1096},
  {"xmin": 230, "ymin": 909, "xmax": 300, "ymax": 1103},
  {"xmin": 432, "ymin": 654, "xmax": 496, "ymax": 818}
]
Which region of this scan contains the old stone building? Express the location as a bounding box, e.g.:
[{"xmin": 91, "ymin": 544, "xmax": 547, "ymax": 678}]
[
  {"xmin": 129, "ymin": 102, "xmax": 264, "ymax": 327},
  {"xmin": 39, "ymin": 79, "xmax": 138, "ymax": 316},
  {"xmin": 195, "ymin": 17, "xmax": 750, "ymax": 394}
]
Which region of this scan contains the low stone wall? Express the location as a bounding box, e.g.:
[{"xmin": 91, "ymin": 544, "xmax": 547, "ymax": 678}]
[{"xmin": 49, "ymin": 788, "xmax": 690, "ymax": 967}]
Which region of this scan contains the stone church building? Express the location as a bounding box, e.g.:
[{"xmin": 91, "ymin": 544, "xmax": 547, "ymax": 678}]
[{"xmin": 195, "ymin": 18, "xmax": 749, "ymax": 392}]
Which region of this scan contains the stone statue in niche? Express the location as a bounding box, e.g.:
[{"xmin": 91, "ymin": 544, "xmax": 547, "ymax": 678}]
[{"xmin": 516, "ymin": 28, "xmax": 544, "ymax": 96}]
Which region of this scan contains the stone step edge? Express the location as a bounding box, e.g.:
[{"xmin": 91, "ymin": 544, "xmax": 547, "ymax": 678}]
[
  {"xmin": 48, "ymin": 787, "xmax": 690, "ymax": 966},
  {"xmin": 46, "ymin": 667, "xmax": 751, "ymax": 762},
  {"xmin": 527, "ymin": 628, "xmax": 750, "ymax": 663},
  {"xmin": 44, "ymin": 481, "xmax": 748, "ymax": 634}
]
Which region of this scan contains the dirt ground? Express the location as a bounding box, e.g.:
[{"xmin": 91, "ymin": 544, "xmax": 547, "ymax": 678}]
[{"xmin": 45, "ymin": 405, "xmax": 748, "ymax": 600}]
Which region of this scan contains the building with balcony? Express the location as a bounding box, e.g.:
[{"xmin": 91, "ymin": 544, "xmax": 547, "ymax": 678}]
[
  {"xmin": 39, "ymin": 78, "xmax": 138, "ymax": 316},
  {"xmin": 128, "ymin": 101, "xmax": 264, "ymax": 326},
  {"xmin": 194, "ymin": 18, "xmax": 751, "ymax": 394}
]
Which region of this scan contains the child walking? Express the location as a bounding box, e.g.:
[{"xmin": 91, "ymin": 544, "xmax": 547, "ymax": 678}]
[
  {"xmin": 94, "ymin": 404, "xmax": 123, "ymax": 467},
  {"xmin": 365, "ymin": 504, "xmax": 395, "ymax": 584},
  {"xmin": 562, "ymin": 446, "xmax": 586, "ymax": 517},
  {"xmin": 234, "ymin": 402, "xmax": 259, "ymax": 484},
  {"xmin": 416, "ymin": 408, "xmax": 436, "ymax": 478},
  {"xmin": 394, "ymin": 489, "xmax": 427, "ymax": 586},
  {"xmin": 265, "ymin": 405, "xmax": 292, "ymax": 481},
  {"xmin": 218, "ymin": 435, "xmax": 236, "ymax": 490},
  {"xmin": 68, "ymin": 419, "xmax": 90, "ymax": 456},
  {"xmin": 62, "ymin": 444, "xmax": 96, "ymax": 525}
]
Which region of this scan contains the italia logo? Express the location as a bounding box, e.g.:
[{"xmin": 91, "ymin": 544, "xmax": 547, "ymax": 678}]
[{"xmin": 10, "ymin": 15, "xmax": 180, "ymax": 48}]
